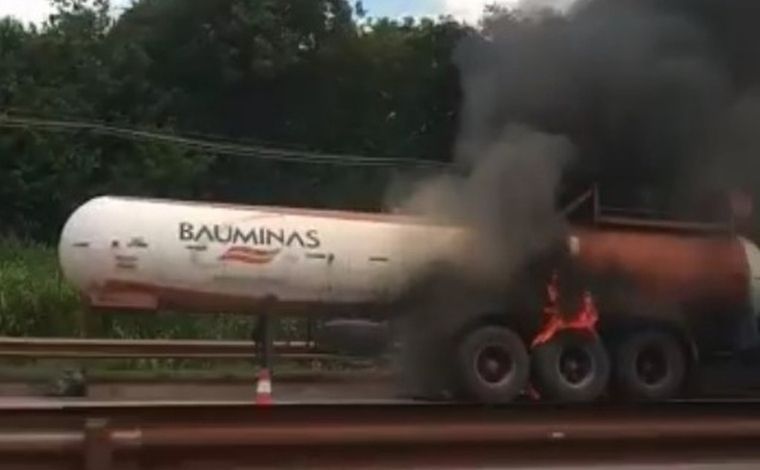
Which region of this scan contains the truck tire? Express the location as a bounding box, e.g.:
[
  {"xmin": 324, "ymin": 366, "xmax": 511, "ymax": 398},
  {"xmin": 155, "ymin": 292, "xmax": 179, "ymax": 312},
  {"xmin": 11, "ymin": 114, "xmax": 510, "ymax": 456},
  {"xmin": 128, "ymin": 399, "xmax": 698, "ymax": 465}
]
[
  {"xmin": 614, "ymin": 329, "xmax": 686, "ymax": 402},
  {"xmin": 456, "ymin": 326, "xmax": 530, "ymax": 403},
  {"xmin": 532, "ymin": 331, "xmax": 610, "ymax": 403}
]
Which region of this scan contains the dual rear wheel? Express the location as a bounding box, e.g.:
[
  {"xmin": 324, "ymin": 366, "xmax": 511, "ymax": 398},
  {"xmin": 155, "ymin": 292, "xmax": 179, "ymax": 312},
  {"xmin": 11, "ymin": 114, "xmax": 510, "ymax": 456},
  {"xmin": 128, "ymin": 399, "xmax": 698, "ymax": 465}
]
[
  {"xmin": 531, "ymin": 330, "xmax": 610, "ymax": 403},
  {"xmin": 613, "ymin": 329, "xmax": 688, "ymax": 402},
  {"xmin": 456, "ymin": 326, "xmax": 530, "ymax": 403},
  {"xmin": 456, "ymin": 325, "xmax": 688, "ymax": 403}
]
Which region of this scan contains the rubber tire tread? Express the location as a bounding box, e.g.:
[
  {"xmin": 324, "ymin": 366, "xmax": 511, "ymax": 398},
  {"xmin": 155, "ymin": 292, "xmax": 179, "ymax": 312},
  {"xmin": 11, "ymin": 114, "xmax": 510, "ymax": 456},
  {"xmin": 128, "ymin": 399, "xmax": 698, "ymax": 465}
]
[
  {"xmin": 614, "ymin": 329, "xmax": 687, "ymax": 402},
  {"xmin": 531, "ymin": 330, "xmax": 611, "ymax": 403},
  {"xmin": 456, "ymin": 326, "xmax": 530, "ymax": 403}
]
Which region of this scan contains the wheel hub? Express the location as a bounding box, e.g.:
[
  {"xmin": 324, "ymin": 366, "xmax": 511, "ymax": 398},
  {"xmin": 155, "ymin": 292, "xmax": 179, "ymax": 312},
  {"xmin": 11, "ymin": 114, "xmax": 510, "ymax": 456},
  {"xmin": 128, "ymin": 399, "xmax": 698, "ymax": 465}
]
[
  {"xmin": 475, "ymin": 345, "xmax": 514, "ymax": 385},
  {"xmin": 559, "ymin": 346, "xmax": 593, "ymax": 386},
  {"xmin": 636, "ymin": 345, "xmax": 668, "ymax": 386}
]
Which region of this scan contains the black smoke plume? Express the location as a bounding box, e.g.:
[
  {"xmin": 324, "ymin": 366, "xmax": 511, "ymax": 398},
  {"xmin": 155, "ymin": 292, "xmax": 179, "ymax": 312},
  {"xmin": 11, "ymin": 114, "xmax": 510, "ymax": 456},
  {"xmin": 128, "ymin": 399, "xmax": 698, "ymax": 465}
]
[
  {"xmin": 392, "ymin": 0, "xmax": 760, "ymax": 290},
  {"xmin": 387, "ymin": 0, "xmax": 760, "ymax": 398},
  {"xmin": 461, "ymin": 0, "xmax": 760, "ymax": 211}
]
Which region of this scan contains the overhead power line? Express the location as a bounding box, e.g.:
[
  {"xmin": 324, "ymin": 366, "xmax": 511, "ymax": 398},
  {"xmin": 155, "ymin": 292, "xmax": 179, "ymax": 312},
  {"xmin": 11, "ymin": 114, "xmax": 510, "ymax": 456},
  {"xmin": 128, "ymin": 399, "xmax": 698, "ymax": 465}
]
[{"xmin": 0, "ymin": 114, "xmax": 451, "ymax": 169}]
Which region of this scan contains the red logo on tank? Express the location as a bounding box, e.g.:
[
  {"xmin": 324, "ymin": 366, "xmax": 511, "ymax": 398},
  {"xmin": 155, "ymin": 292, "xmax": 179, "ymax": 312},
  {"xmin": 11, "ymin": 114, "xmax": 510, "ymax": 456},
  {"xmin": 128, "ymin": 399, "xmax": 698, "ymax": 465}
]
[{"xmin": 219, "ymin": 246, "xmax": 281, "ymax": 265}]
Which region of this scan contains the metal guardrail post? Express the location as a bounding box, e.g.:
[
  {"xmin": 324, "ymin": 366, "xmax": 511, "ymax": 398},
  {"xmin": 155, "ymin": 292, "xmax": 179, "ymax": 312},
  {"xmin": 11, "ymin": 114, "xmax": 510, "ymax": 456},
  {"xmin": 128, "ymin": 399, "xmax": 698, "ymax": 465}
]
[{"xmin": 84, "ymin": 418, "xmax": 112, "ymax": 470}]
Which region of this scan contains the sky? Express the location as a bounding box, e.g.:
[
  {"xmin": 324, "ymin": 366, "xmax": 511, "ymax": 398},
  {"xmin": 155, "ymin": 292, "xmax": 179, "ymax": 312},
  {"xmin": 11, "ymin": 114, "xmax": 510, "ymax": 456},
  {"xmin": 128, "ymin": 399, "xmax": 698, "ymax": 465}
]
[
  {"xmin": 0, "ymin": 0, "xmax": 518, "ymax": 25},
  {"xmin": 363, "ymin": 0, "xmax": 515, "ymax": 23}
]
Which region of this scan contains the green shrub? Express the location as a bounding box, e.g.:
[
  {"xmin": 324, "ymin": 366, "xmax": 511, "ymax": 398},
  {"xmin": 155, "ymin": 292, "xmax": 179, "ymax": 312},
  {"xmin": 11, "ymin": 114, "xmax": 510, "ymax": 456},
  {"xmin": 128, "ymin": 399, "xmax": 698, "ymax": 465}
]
[
  {"xmin": 0, "ymin": 237, "xmax": 310, "ymax": 341},
  {"xmin": 0, "ymin": 237, "xmax": 80, "ymax": 337}
]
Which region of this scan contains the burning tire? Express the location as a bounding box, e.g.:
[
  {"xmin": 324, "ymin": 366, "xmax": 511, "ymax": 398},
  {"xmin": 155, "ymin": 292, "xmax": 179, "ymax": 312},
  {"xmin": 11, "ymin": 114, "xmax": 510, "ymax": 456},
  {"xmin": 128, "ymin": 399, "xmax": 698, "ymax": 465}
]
[
  {"xmin": 614, "ymin": 329, "xmax": 687, "ymax": 402},
  {"xmin": 531, "ymin": 330, "xmax": 610, "ymax": 403},
  {"xmin": 456, "ymin": 326, "xmax": 530, "ymax": 403}
]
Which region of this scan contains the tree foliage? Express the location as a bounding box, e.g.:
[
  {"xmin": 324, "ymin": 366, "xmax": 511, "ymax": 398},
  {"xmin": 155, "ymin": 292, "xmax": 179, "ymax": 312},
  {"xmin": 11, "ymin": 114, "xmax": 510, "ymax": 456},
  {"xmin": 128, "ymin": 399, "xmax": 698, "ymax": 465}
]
[{"xmin": 0, "ymin": 0, "xmax": 470, "ymax": 241}]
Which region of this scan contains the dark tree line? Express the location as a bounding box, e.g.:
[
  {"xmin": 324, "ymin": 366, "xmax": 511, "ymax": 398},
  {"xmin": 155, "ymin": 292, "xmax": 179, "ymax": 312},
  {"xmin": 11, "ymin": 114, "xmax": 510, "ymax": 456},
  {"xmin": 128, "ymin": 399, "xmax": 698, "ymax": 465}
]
[
  {"xmin": 0, "ymin": 0, "xmax": 470, "ymax": 241},
  {"xmin": 4, "ymin": 0, "xmax": 756, "ymax": 243}
]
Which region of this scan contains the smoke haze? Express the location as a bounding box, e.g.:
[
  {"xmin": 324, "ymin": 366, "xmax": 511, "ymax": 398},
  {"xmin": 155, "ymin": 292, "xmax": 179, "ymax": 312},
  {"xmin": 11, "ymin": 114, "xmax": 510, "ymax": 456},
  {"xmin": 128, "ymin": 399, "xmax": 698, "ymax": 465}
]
[
  {"xmin": 388, "ymin": 0, "xmax": 760, "ymax": 398},
  {"xmin": 395, "ymin": 0, "xmax": 760, "ymax": 271},
  {"xmin": 470, "ymin": 0, "xmax": 760, "ymax": 204},
  {"xmin": 399, "ymin": 126, "xmax": 572, "ymax": 286}
]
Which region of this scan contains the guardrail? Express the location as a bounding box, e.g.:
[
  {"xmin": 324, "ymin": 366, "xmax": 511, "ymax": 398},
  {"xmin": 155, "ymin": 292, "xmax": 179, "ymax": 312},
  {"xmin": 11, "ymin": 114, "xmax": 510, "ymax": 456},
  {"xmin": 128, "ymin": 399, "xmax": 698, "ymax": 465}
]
[
  {"xmin": 0, "ymin": 401, "xmax": 760, "ymax": 469},
  {"xmin": 0, "ymin": 337, "xmax": 331, "ymax": 360}
]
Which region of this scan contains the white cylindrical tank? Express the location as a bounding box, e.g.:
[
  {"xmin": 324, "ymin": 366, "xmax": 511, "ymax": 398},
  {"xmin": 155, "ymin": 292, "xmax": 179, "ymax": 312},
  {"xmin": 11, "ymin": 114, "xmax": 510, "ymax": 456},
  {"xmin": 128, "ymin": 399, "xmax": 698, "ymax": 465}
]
[{"xmin": 59, "ymin": 196, "xmax": 463, "ymax": 314}]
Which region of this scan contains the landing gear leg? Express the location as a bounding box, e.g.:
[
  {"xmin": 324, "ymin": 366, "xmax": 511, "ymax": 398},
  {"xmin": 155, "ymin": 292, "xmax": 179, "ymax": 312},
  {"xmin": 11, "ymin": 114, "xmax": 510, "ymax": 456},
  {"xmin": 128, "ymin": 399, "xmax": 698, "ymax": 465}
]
[
  {"xmin": 252, "ymin": 313, "xmax": 276, "ymax": 405},
  {"xmin": 253, "ymin": 314, "xmax": 274, "ymax": 371},
  {"xmin": 61, "ymin": 306, "xmax": 95, "ymax": 397}
]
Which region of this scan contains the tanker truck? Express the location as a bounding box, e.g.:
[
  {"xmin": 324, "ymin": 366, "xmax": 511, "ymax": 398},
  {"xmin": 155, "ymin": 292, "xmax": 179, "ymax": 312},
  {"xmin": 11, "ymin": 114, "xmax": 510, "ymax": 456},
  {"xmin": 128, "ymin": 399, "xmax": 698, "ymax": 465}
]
[{"xmin": 58, "ymin": 191, "xmax": 760, "ymax": 403}]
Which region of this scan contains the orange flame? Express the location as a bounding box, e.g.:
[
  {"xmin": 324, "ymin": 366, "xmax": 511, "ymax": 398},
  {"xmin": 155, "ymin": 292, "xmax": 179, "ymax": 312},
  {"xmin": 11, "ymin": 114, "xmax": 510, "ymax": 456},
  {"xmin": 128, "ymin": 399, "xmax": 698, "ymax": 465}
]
[{"xmin": 531, "ymin": 270, "xmax": 599, "ymax": 348}]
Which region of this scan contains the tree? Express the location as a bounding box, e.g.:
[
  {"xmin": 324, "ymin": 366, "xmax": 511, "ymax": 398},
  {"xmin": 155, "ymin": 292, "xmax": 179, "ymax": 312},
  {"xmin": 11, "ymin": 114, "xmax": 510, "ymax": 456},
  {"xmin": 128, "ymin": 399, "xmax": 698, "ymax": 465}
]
[{"xmin": 0, "ymin": 0, "xmax": 468, "ymax": 240}]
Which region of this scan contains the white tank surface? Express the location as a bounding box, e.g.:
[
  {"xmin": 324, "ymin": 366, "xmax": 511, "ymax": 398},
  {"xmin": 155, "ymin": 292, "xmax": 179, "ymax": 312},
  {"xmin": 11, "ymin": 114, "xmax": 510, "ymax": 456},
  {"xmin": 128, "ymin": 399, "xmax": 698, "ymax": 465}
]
[{"xmin": 59, "ymin": 196, "xmax": 465, "ymax": 314}]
